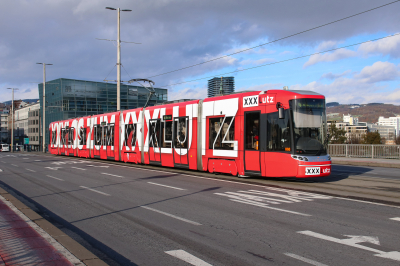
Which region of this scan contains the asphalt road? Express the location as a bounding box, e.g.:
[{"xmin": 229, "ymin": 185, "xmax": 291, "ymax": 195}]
[{"xmin": 0, "ymin": 153, "xmax": 399, "ymax": 266}]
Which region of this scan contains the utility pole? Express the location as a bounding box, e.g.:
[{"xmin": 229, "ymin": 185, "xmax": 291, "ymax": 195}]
[
  {"xmin": 7, "ymin": 88, "xmax": 18, "ymax": 152},
  {"xmin": 106, "ymin": 7, "xmax": 132, "ymax": 111},
  {"xmin": 37, "ymin": 63, "xmax": 52, "ymax": 152}
]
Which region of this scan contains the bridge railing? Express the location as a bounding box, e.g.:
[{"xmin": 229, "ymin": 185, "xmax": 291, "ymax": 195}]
[{"xmin": 328, "ymin": 144, "xmax": 400, "ymax": 159}]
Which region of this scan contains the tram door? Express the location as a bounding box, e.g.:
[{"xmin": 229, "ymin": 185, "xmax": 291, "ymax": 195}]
[
  {"xmin": 244, "ymin": 112, "xmax": 261, "ymax": 173},
  {"xmin": 148, "ymin": 119, "xmax": 161, "ymax": 163},
  {"xmin": 173, "ymin": 116, "xmax": 189, "ymax": 166}
]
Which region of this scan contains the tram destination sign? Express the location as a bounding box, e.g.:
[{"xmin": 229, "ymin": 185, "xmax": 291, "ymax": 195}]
[{"xmin": 163, "ymin": 115, "xmax": 172, "ymax": 120}]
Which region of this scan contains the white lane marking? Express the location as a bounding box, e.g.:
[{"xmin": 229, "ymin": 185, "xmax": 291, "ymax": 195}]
[
  {"xmin": 34, "ymin": 160, "xmax": 41, "ymax": 162},
  {"xmin": 298, "ymin": 230, "xmax": 400, "ymax": 262},
  {"xmin": 11, "ymin": 164, "xmax": 18, "ymax": 167},
  {"xmin": 141, "ymin": 206, "xmax": 201, "ymax": 225},
  {"xmin": 87, "ymin": 165, "xmax": 109, "ymax": 168},
  {"xmin": 390, "ymin": 217, "xmax": 400, "ymax": 222},
  {"xmin": 79, "ymin": 186, "xmax": 110, "ymax": 196},
  {"xmin": 0, "ymin": 195, "xmax": 85, "ymax": 266},
  {"xmin": 71, "ymin": 167, "xmax": 86, "ymax": 171},
  {"xmin": 46, "ymin": 175, "xmax": 64, "ymax": 181},
  {"xmin": 26, "ymin": 169, "xmax": 36, "ymax": 172},
  {"xmin": 165, "ymin": 250, "xmax": 212, "ymax": 266},
  {"xmin": 101, "ymin": 173, "xmax": 124, "ymax": 178},
  {"xmin": 334, "ymin": 197, "xmax": 400, "ymax": 209},
  {"xmin": 49, "ymin": 156, "xmax": 400, "ymax": 209},
  {"xmin": 229, "ymin": 199, "xmax": 310, "ymax": 216},
  {"xmin": 23, "ymin": 158, "xmax": 29, "ymax": 159},
  {"xmin": 284, "ymin": 253, "xmax": 328, "ymax": 266},
  {"xmin": 148, "ymin": 182, "xmax": 186, "ymax": 191},
  {"xmin": 0, "ymin": 169, "xmax": 2, "ymax": 172},
  {"xmin": 45, "ymin": 167, "xmax": 62, "ymax": 170}
]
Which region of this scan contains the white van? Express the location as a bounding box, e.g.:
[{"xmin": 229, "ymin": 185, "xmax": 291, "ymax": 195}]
[{"xmin": 1, "ymin": 144, "xmax": 9, "ymax": 152}]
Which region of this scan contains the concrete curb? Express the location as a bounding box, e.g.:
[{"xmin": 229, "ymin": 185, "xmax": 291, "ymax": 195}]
[
  {"xmin": 0, "ymin": 187, "xmax": 108, "ymax": 266},
  {"xmin": 332, "ymin": 159, "xmax": 400, "ymax": 169}
]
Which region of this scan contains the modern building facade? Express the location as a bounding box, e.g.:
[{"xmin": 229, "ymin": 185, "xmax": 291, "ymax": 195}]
[
  {"xmin": 28, "ymin": 103, "xmax": 41, "ymax": 150},
  {"xmin": 378, "ymin": 116, "xmax": 400, "ymax": 138},
  {"xmin": 38, "ymin": 78, "xmax": 168, "ymax": 146},
  {"xmin": 207, "ymin": 77, "xmax": 234, "ymax": 97},
  {"xmin": 12, "ymin": 102, "xmax": 40, "ymax": 148},
  {"xmin": 343, "ymin": 114, "xmax": 359, "ymax": 125},
  {"xmin": 0, "ymin": 112, "xmax": 8, "ymax": 143}
]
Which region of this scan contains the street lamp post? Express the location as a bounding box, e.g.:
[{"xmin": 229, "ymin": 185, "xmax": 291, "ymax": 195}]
[
  {"xmin": 37, "ymin": 63, "xmax": 52, "ymax": 152},
  {"xmin": 7, "ymin": 88, "xmax": 18, "ymax": 152},
  {"xmin": 106, "ymin": 7, "xmax": 131, "ymax": 111}
]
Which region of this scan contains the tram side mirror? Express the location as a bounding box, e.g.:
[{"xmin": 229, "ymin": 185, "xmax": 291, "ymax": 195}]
[{"xmin": 276, "ymin": 102, "xmax": 285, "ymax": 119}]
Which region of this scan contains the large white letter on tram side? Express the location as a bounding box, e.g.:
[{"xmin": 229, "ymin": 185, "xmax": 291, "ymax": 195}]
[
  {"xmin": 120, "ymin": 112, "xmax": 138, "ymax": 151},
  {"xmin": 202, "ymin": 98, "xmax": 238, "ymax": 157},
  {"xmin": 77, "ymin": 118, "xmax": 84, "ymax": 150},
  {"xmin": 144, "ymin": 109, "xmax": 160, "ymax": 152}
]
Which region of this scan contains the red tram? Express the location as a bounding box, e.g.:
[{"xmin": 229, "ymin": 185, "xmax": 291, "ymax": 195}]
[{"xmin": 49, "ymin": 90, "xmax": 331, "ymax": 178}]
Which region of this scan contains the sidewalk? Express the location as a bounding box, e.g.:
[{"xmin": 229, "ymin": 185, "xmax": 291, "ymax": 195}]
[
  {"xmin": 0, "ymin": 193, "xmax": 78, "ymax": 265},
  {"xmin": 0, "ymin": 187, "xmax": 108, "ymax": 266},
  {"xmin": 332, "ymin": 157, "xmax": 400, "ymax": 168}
]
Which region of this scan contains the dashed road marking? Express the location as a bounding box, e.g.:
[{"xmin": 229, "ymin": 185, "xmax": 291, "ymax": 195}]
[
  {"xmin": 26, "ymin": 169, "xmax": 36, "ymax": 172},
  {"xmin": 11, "ymin": 164, "xmax": 18, "ymax": 167},
  {"xmin": 79, "ymin": 186, "xmax": 110, "ymax": 196},
  {"xmin": 148, "ymin": 182, "xmax": 186, "ymax": 191},
  {"xmin": 101, "ymin": 173, "xmax": 124, "ymax": 178},
  {"xmin": 390, "ymin": 217, "xmax": 400, "ymax": 222},
  {"xmin": 165, "ymin": 250, "xmax": 212, "ymax": 266},
  {"xmin": 284, "ymin": 253, "xmax": 328, "ymax": 266},
  {"xmin": 71, "ymin": 167, "xmax": 86, "ymax": 171},
  {"xmin": 141, "ymin": 206, "xmax": 201, "ymax": 225},
  {"xmin": 46, "ymin": 175, "xmax": 64, "ymax": 181}
]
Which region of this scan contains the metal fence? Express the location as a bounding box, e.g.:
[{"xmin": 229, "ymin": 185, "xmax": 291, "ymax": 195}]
[{"xmin": 328, "ymin": 144, "xmax": 400, "ymax": 159}]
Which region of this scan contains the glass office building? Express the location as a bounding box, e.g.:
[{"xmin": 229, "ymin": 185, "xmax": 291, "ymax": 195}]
[{"xmin": 38, "ymin": 78, "xmax": 168, "ymax": 146}]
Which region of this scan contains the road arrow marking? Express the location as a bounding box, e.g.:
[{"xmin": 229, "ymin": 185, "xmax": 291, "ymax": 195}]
[{"xmin": 298, "ymin": 230, "xmax": 400, "ymax": 261}]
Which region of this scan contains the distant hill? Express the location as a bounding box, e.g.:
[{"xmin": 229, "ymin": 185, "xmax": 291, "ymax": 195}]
[
  {"xmin": 2, "ymin": 99, "xmax": 39, "ymax": 105},
  {"xmin": 327, "ymin": 104, "xmax": 400, "ymax": 123}
]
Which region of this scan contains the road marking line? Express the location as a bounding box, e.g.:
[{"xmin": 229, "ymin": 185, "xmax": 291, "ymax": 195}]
[
  {"xmin": 79, "ymin": 186, "xmax": 110, "ymax": 196},
  {"xmin": 390, "ymin": 217, "xmax": 400, "ymax": 221},
  {"xmin": 148, "ymin": 182, "xmax": 186, "ymax": 190},
  {"xmin": 141, "ymin": 206, "xmax": 201, "ymax": 225},
  {"xmin": 11, "ymin": 164, "xmax": 18, "ymax": 167},
  {"xmin": 101, "ymin": 173, "xmax": 124, "ymax": 178},
  {"xmin": 34, "ymin": 160, "xmax": 41, "ymax": 162},
  {"xmin": 229, "ymin": 199, "xmax": 311, "ymax": 216},
  {"xmin": 0, "ymin": 169, "xmax": 2, "ymax": 172},
  {"xmin": 284, "ymin": 253, "xmax": 328, "ymax": 266},
  {"xmin": 50, "ymin": 156, "xmax": 400, "ymax": 209},
  {"xmin": 71, "ymin": 167, "xmax": 86, "ymax": 170},
  {"xmin": 165, "ymin": 250, "xmax": 212, "ymax": 266},
  {"xmin": 333, "ymin": 197, "xmax": 400, "ymax": 209},
  {"xmin": 23, "ymin": 158, "xmax": 29, "ymax": 159},
  {"xmin": 46, "ymin": 175, "xmax": 64, "ymax": 181},
  {"xmin": 26, "ymin": 169, "xmax": 36, "ymax": 172}
]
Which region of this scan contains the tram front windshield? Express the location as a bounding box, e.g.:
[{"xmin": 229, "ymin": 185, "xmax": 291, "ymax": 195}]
[{"xmin": 290, "ymin": 98, "xmax": 327, "ymax": 155}]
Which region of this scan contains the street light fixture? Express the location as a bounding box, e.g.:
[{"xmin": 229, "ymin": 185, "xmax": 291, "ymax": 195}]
[
  {"xmin": 7, "ymin": 88, "xmax": 18, "ymax": 152},
  {"xmin": 37, "ymin": 63, "xmax": 52, "ymax": 153},
  {"xmin": 106, "ymin": 7, "xmax": 132, "ymax": 111}
]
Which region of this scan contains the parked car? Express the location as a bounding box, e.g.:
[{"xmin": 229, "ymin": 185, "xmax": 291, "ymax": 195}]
[{"xmin": 1, "ymin": 144, "xmax": 9, "ymax": 152}]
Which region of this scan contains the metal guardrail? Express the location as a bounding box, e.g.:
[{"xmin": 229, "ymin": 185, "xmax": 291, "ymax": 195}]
[{"xmin": 328, "ymin": 144, "xmax": 400, "ymax": 159}]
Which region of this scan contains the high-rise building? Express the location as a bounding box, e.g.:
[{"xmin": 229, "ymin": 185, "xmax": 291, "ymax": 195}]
[
  {"xmin": 378, "ymin": 116, "xmax": 400, "ymax": 138},
  {"xmin": 38, "ymin": 78, "xmax": 168, "ymax": 146},
  {"xmin": 207, "ymin": 77, "xmax": 234, "ymax": 97}
]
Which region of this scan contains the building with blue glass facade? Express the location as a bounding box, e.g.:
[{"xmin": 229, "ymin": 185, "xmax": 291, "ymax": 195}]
[{"xmin": 38, "ymin": 78, "xmax": 168, "ymax": 147}]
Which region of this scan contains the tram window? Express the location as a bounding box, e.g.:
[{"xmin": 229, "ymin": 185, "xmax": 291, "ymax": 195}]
[
  {"xmin": 125, "ymin": 124, "xmax": 136, "ymax": 148},
  {"xmin": 266, "ymin": 110, "xmax": 291, "ymax": 152},
  {"xmin": 174, "ymin": 117, "xmax": 188, "ymax": 149},
  {"xmin": 245, "ymin": 113, "xmax": 260, "ymax": 150},
  {"xmin": 161, "ymin": 121, "xmax": 172, "ymax": 148},
  {"xmin": 149, "ymin": 120, "xmax": 160, "ymax": 148},
  {"xmin": 209, "ymin": 117, "xmax": 235, "ymax": 150},
  {"xmin": 79, "ymin": 127, "xmax": 87, "ymax": 145},
  {"xmin": 94, "ymin": 125, "xmax": 102, "ymax": 146}
]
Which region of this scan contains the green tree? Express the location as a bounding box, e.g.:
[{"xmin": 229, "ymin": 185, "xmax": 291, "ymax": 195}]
[
  {"xmin": 328, "ymin": 122, "xmax": 347, "ymax": 144},
  {"xmin": 361, "ymin": 131, "xmax": 382, "ymax": 144}
]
